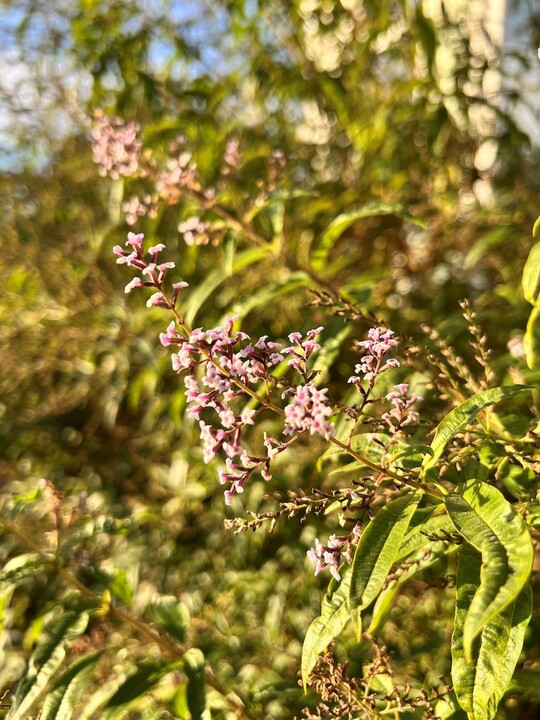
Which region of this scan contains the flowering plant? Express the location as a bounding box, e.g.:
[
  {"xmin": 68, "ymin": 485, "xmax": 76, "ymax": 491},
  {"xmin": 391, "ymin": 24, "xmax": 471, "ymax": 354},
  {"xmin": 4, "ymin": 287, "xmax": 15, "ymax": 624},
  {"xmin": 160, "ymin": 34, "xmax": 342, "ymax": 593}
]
[
  {"xmin": 1, "ymin": 101, "xmax": 539, "ymax": 720},
  {"xmin": 110, "ymin": 224, "xmax": 538, "ymax": 720}
]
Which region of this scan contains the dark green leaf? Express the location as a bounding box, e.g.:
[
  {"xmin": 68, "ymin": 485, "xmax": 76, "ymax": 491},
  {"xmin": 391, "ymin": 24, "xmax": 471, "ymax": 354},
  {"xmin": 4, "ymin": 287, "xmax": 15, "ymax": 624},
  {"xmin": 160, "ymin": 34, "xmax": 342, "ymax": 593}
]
[
  {"xmin": 183, "ymin": 648, "xmax": 208, "ymax": 720},
  {"xmin": 106, "ymin": 659, "xmax": 182, "ymax": 707},
  {"xmin": 311, "ymin": 203, "xmax": 426, "ymax": 272},
  {"xmin": 147, "ymin": 596, "xmax": 190, "ymax": 643}
]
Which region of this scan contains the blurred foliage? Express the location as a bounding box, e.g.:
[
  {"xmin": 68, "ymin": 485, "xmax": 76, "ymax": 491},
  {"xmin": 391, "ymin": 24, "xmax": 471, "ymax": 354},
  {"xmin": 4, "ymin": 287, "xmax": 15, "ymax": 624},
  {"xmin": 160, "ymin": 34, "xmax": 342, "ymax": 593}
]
[{"xmin": 1, "ymin": 0, "xmax": 540, "ymax": 718}]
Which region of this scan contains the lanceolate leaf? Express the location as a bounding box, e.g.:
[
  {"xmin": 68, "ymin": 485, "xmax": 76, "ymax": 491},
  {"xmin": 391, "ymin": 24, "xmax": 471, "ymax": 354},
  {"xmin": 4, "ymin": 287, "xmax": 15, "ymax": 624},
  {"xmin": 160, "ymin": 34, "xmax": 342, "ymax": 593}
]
[
  {"xmin": 233, "ymin": 271, "xmax": 310, "ymax": 319},
  {"xmin": 183, "ymin": 245, "xmax": 272, "ymax": 325},
  {"xmin": 40, "ymin": 651, "xmax": 105, "ymax": 720},
  {"xmin": 0, "ymin": 553, "xmax": 49, "ymax": 587},
  {"xmin": 349, "ymin": 493, "xmax": 421, "ymax": 611},
  {"xmin": 311, "ymin": 202, "xmax": 426, "ymax": 272},
  {"xmin": 422, "ymin": 386, "xmax": 533, "ymax": 473},
  {"xmin": 522, "ymin": 239, "xmax": 540, "ymax": 305},
  {"xmin": 524, "ymin": 305, "xmax": 540, "ymax": 370},
  {"xmin": 369, "ymin": 526, "xmax": 458, "ymax": 634},
  {"xmin": 395, "ymin": 507, "xmax": 457, "ymax": 564},
  {"xmin": 8, "ymin": 610, "xmax": 90, "ymax": 720},
  {"xmin": 183, "ymin": 648, "xmax": 208, "ymax": 720},
  {"xmin": 106, "ymin": 659, "xmax": 183, "ymax": 708},
  {"xmin": 301, "ymin": 565, "xmax": 353, "ymax": 689},
  {"xmin": 147, "ymin": 596, "xmax": 190, "ymax": 643},
  {"xmin": 452, "ymin": 543, "xmax": 532, "ymax": 720},
  {"xmin": 445, "ymin": 481, "xmax": 533, "ymax": 660}
]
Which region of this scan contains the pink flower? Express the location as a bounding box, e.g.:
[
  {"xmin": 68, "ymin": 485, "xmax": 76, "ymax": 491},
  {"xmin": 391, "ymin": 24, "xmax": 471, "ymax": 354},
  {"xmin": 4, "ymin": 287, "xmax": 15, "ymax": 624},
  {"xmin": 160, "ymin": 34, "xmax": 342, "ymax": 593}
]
[
  {"xmin": 124, "ymin": 277, "xmax": 144, "ymax": 293},
  {"xmin": 348, "ymin": 327, "xmax": 400, "ymax": 389},
  {"xmin": 126, "ymin": 232, "xmax": 144, "ymax": 251},
  {"xmin": 283, "ymin": 383, "xmax": 333, "ymax": 439}
]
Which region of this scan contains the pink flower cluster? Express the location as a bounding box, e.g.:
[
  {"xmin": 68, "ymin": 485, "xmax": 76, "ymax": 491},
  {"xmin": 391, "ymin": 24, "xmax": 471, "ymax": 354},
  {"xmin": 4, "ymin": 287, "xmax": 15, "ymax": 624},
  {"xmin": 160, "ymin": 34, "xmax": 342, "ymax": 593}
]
[
  {"xmin": 155, "ymin": 151, "xmax": 200, "ymax": 204},
  {"xmin": 161, "ymin": 318, "xmax": 332, "ymax": 503},
  {"xmin": 283, "ymin": 384, "xmax": 333, "ymax": 440},
  {"xmin": 113, "ymin": 232, "xmax": 188, "ymax": 308},
  {"xmin": 282, "ymin": 327, "xmax": 323, "ymax": 380},
  {"xmin": 113, "ymin": 234, "xmax": 408, "ymax": 506},
  {"xmin": 307, "ymin": 526, "xmax": 362, "ymax": 581},
  {"xmin": 348, "ymin": 327, "xmax": 400, "ymax": 390},
  {"xmin": 382, "ymin": 384, "xmax": 422, "ymax": 431},
  {"xmin": 177, "ymin": 216, "xmax": 214, "ymax": 246},
  {"xmin": 90, "ymin": 112, "xmax": 142, "ymax": 179},
  {"xmin": 122, "ymin": 195, "xmax": 158, "ymax": 226}
]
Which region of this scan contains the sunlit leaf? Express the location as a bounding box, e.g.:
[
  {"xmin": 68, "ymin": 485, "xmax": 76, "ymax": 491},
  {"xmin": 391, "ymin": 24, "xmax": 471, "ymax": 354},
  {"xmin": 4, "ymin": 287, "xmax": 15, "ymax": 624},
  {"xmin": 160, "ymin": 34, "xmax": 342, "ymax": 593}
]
[
  {"xmin": 522, "ymin": 240, "xmax": 540, "ymax": 305},
  {"xmin": 349, "ymin": 493, "xmax": 421, "ymax": 610},
  {"xmin": 524, "ymin": 305, "xmax": 540, "ymax": 370},
  {"xmin": 452, "ymin": 543, "xmax": 532, "ymax": 720},
  {"xmin": 232, "ymin": 271, "xmax": 310, "ymax": 319},
  {"xmin": 422, "ymin": 386, "xmax": 533, "ymax": 473},
  {"xmin": 8, "ymin": 611, "xmax": 89, "ymax": 720},
  {"xmin": 445, "ymin": 481, "xmax": 533, "ymax": 660},
  {"xmin": 40, "ymin": 651, "xmax": 105, "ymax": 720},
  {"xmin": 301, "ymin": 565, "xmax": 352, "ymax": 689},
  {"xmin": 183, "ymin": 245, "xmax": 272, "ymax": 325}
]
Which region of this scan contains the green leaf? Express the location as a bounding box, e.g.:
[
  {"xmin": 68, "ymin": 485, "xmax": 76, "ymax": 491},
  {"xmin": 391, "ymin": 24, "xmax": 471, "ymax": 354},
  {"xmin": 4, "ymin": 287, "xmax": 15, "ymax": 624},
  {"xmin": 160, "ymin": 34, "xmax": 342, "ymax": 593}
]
[
  {"xmin": 311, "ymin": 325, "xmax": 351, "ymax": 388},
  {"xmin": 40, "ymin": 651, "xmax": 105, "ymax": 720},
  {"xmin": 106, "ymin": 659, "xmax": 183, "ymax": 708},
  {"xmin": 524, "ymin": 305, "xmax": 540, "ymax": 370},
  {"xmin": 522, "ymin": 240, "xmax": 540, "ymax": 305},
  {"xmin": 445, "ymin": 481, "xmax": 533, "ymax": 660},
  {"xmin": 422, "ymin": 386, "xmax": 533, "ymax": 473},
  {"xmin": 452, "ymin": 543, "xmax": 532, "ymax": 720},
  {"xmin": 183, "ymin": 245, "xmax": 272, "ymax": 325},
  {"xmin": 232, "ymin": 271, "xmax": 310, "ymax": 319},
  {"xmin": 183, "ymin": 648, "xmax": 208, "ymax": 720},
  {"xmin": 147, "ymin": 595, "xmax": 190, "ymax": 643},
  {"xmin": 8, "ymin": 610, "xmax": 89, "ymax": 720},
  {"xmin": 395, "ymin": 506, "xmax": 457, "ymax": 564},
  {"xmin": 0, "ymin": 552, "xmax": 49, "ymax": 587},
  {"xmin": 349, "ymin": 493, "xmax": 421, "ymax": 610},
  {"xmin": 464, "ymin": 226, "xmax": 513, "ymax": 270},
  {"xmin": 311, "ymin": 202, "xmax": 426, "ymax": 272},
  {"xmin": 533, "ymin": 214, "xmax": 540, "ymax": 239},
  {"xmin": 369, "ymin": 525, "xmax": 457, "ymax": 634},
  {"xmin": 301, "ymin": 565, "xmax": 352, "ymax": 689}
]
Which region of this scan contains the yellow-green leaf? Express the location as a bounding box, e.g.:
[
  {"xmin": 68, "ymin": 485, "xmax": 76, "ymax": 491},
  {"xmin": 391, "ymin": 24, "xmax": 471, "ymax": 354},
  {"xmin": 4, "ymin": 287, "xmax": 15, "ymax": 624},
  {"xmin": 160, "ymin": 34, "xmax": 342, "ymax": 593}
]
[
  {"xmin": 452, "ymin": 543, "xmax": 532, "ymax": 720},
  {"xmin": 349, "ymin": 493, "xmax": 421, "ymax": 610},
  {"xmin": 445, "ymin": 481, "xmax": 533, "ymax": 660},
  {"xmin": 522, "ymin": 239, "xmax": 540, "ymax": 305},
  {"xmin": 422, "ymin": 386, "xmax": 533, "ymax": 473},
  {"xmin": 301, "ymin": 565, "xmax": 352, "ymax": 690},
  {"xmin": 311, "ymin": 202, "xmax": 426, "ymax": 272}
]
